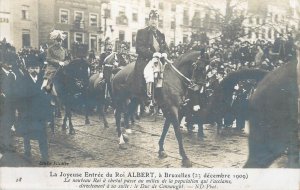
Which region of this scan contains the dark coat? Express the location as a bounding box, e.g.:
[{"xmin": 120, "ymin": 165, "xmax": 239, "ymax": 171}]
[
  {"xmin": 0, "ymin": 67, "xmax": 17, "ymax": 121},
  {"xmin": 16, "ymin": 72, "xmax": 51, "ymax": 140},
  {"xmin": 133, "ymin": 26, "xmax": 169, "ymax": 94}
]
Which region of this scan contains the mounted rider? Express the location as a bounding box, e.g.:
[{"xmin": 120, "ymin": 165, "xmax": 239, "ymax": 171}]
[
  {"xmin": 41, "ymin": 30, "xmax": 70, "ymax": 93},
  {"xmin": 133, "ymin": 9, "xmax": 169, "ymax": 98}
]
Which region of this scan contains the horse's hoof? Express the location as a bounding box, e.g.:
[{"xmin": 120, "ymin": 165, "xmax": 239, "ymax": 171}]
[
  {"xmin": 62, "ymin": 125, "xmax": 66, "ymax": 131},
  {"xmin": 198, "ymin": 134, "xmax": 205, "ymax": 139},
  {"xmin": 125, "ymin": 129, "xmax": 132, "ymax": 134},
  {"xmin": 69, "ymin": 129, "xmax": 75, "ymax": 135},
  {"xmin": 119, "ymin": 144, "xmax": 127, "ymax": 150},
  {"xmin": 158, "ymin": 151, "xmax": 168, "ymax": 159},
  {"xmin": 123, "ymin": 134, "xmax": 129, "ymax": 143},
  {"xmin": 182, "ymin": 158, "xmax": 192, "ymax": 168},
  {"xmin": 85, "ymin": 120, "xmax": 90, "ymax": 125}
]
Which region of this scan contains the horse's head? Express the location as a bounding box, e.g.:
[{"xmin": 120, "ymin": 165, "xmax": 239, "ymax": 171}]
[
  {"xmin": 173, "ymin": 51, "xmax": 202, "ymax": 81},
  {"xmin": 61, "ymin": 58, "xmax": 89, "ymax": 93}
]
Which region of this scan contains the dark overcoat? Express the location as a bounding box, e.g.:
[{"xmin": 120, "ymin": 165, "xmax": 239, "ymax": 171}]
[
  {"xmin": 132, "ymin": 26, "xmax": 169, "ymax": 94},
  {"xmin": 16, "ymin": 72, "xmax": 51, "ymax": 140}
]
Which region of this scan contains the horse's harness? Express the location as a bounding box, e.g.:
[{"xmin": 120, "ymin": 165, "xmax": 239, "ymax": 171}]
[{"xmin": 166, "ymin": 56, "xmax": 205, "ymax": 91}]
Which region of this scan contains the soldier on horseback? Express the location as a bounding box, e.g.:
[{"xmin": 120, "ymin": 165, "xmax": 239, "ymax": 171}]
[
  {"xmin": 133, "ymin": 9, "xmax": 169, "ymax": 99},
  {"xmin": 41, "ymin": 30, "xmax": 70, "ymax": 93}
]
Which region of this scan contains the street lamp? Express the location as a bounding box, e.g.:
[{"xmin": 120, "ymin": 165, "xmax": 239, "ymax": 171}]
[{"xmin": 102, "ymin": 2, "xmax": 109, "ymax": 52}]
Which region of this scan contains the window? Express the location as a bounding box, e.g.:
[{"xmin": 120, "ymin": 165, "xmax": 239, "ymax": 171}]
[
  {"xmin": 89, "ymin": 13, "xmax": 98, "ymax": 27},
  {"xmin": 74, "ymin": 32, "xmax": 84, "ymax": 43},
  {"xmin": 183, "ymin": 9, "xmax": 189, "ymax": 26},
  {"xmin": 59, "ymin": 9, "xmax": 69, "ymax": 24},
  {"xmin": 75, "ymin": 11, "xmax": 83, "ymax": 22},
  {"xmin": 145, "ymin": 0, "xmax": 150, "ymax": 7},
  {"xmin": 255, "ymin": 31, "xmax": 259, "ymax": 38},
  {"xmin": 171, "ymin": 20, "xmax": 175, "ymax": 29},
  {"xmin": 171, "ymin": 3, "xmax": 176, "ymax": 12},
  {"xmin": 132, "ymin": 32, "xmax": 137, "ymax": 47},
  {"xmin": 74, "ymin": 11, "xmax": 84, "ymax": 28},
  {"xmin": 183, "ymin": 35, "xmax": 188, "ymax": 43},
  {"xmin": 62, "ymin": 32, "xmax": 69, "ymax": 49},
  {"xmin": 22, "ymin": 29, "xmax": 30, "ymax": 47},
  {"xmin": 104, "ymin": 9, "xmax": 111, "ymax": 18},
  {"xmin": 119, "ymin": 31, "xmax": 125, "ymax": 41},
  {"xmin": 268, "ymin": 29, "xmax": 272, "ymax": 39},
  {"xmin": 119, "ymin": 6, "xmax": 125, "ymax": 16},
  {"xmin": 132, "ymin": 9, "xmax": 138, "ymax": 22},
  {"xmin": 159, "ymin": 2, "xmax": 164, "ymax": 10},
  {"xmin": 21, "ymin": 5, "xmax": 29, "ymax": 20},
  {"xmin": 256, "ymin": 17, "xmax": 260, "ymax": 24},
  {"xmin": 249, "ymin": 17, "xmax": 253, "ymax": 24},
  {"xmin": 248, "ymin": 30, "xmax": 252, "ymax": 39},
  {"xmin": 90, "ymin": 34, "xmax": 98, "ymax": 51},
  {"xmin": 274, "ymin": 14, "xmax": 278, "ymax": 23},
  {"xmin": 262, "ymin": 29, "xmax": 266, "ymax": 39}
]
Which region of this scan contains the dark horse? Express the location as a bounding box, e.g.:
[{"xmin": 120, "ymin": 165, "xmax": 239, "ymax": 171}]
[
  {"xmin": 85, "ymin": 51, "xmax": 127, "ymax": 128},
  {"xmin": 112, "ymin": 51, "xmax": 208, "ymax": 167},
  {"xmin": 50, "ymin": 58, "xmax": 89, "ymax": 134},
  {"xmin": 244, "ymin": 61, "xmax": 299, "ymax": 168},
  {"xmin": 201, "ymin": 62, "xmax": 299, "ymax": 167}
]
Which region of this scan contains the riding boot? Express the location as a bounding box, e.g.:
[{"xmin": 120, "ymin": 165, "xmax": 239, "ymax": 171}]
[
  {"xmin": 146, "ymin": 82, "xmax": 153, "ymax": 99},
  {"xmin": 41, "ymin": 79, "xmax": 53, "ymax": 93}
]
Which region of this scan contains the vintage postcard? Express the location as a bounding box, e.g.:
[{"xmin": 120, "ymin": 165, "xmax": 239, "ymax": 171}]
[{"xmin": 0, "ymin": 0, "xmax": 299, "ymax": 189}]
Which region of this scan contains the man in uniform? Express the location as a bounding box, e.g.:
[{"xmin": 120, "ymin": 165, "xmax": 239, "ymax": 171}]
[
  {"xmin": 41, "ymin": 30, "xmax": 69, "ymax": 93},
  {"xmin": 132, "ymin": 9, "xmax": 169, "ymax": 98}
]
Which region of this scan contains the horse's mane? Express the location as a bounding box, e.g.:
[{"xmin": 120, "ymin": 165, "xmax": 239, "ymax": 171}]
[
  {"xmin": 173, "ymin": 51, "xmax": 200, "ymax": 67},
  {"xmin": 218, "ymin": 69, "xmax": 269, "ymax": 93}
]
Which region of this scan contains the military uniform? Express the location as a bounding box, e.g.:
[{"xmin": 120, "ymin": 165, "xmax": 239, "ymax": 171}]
[
  {"xmin": 44, "ymin": 44, "xmax": 69, "ymax": 80},
  {"xmin": 133, "ymin": 26, "xmax": 169, "ymax": 96}
]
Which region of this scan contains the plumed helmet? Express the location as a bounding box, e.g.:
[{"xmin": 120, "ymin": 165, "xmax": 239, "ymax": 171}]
[
  {"xmin": 153, "ymin": 52, "xmax": 161, "ymax": 59},
  {"xmin": 149, "ymin": 10, "xmax": 159, "ymax": 19},
  {"xmin": 49, "ymin": 30, "xmax": 66, "ymax": 40}
]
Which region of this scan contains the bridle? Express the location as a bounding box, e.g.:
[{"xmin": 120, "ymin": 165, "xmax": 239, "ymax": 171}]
[{"xmin": 165, "ymin": 57, "xmax": 203, "ymax": 89}]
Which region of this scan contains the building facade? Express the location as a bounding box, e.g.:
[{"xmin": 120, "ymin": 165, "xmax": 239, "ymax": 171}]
[{"xmin": 0, "ymin": 0, "xmax": 39, "ymax": 50}]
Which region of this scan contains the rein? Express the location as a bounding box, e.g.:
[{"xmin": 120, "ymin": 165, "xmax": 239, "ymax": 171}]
[{"xmin": 165, "ymin": 58, "xmax": 194, "ymax": 87}]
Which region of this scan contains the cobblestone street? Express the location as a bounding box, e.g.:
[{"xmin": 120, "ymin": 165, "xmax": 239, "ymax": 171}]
[{"xmin": 2, "ymin": 111, "xmax": 286, "ymax": 168}]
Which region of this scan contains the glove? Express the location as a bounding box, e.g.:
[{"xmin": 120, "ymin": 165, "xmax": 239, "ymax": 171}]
[
  {"xmin": 193, "ymin": 105, "xmax": 201, "ymax": 111},
  {"xmin": 161, "ymin": 53, "xmax": 168, "ymax": 59},
  {"xmin": 59, "ymin": 61, "xmax": 65, "ymax": 66}
]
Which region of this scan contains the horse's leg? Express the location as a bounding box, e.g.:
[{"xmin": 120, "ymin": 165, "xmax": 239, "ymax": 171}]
[
  {"xmin": 158, "ymin": 118, "xmax": 171, "ymax": 158},
  {"xmin": 197, "ymin": 117, "xmax": 205, "ymax": 139},
  {"xmin": 287, "ymin": 120, "xmax": 299, "ymax": 168},
  {"xmin": 99, "ymin": 102, "xmax": 109, "ymax": 128},
  {"xmin": 170, "ymin": 109, "xmax": 192, "ymax": 167},
  {"xmin": 62, "ymin": 109, "xmax": 68, "ymax": 131},
  {"xmin": 68, "ymin": 109, "xmax": 75, "ymax": 135},
  {"xmin": 85, "ymin": 99, "xmax": 90, "ymax": 125},
  {"xmin": 115, "ymin": 107, "xmax": 122, "ymax": 137},
  {"xmin": 115, "ymin": 107, "xmax": 128, "ymax": 149},
  {"xmin": 49, "ymin": 106, "xmax": 55, "ymax": 134}
]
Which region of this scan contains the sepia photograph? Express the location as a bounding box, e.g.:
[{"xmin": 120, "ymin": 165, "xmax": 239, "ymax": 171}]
[{"xmin": 0, "ymin": 0, "xmax": 299, "ymax": 189}]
